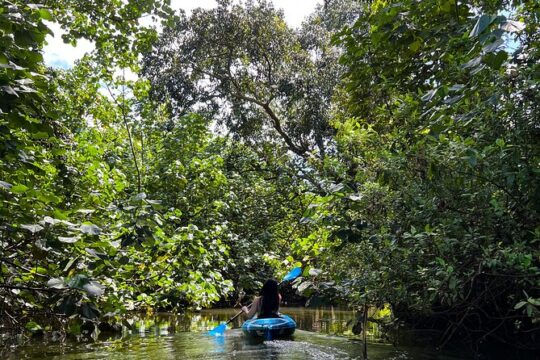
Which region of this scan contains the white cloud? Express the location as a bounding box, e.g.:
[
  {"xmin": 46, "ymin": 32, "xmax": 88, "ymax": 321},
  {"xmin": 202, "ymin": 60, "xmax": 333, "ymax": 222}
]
[
  {"xmin": 43, "ymin": 0, "xmax": 321, "ymax": 68},
  {"xmin": 43, "ymin": 22, "xmax": 94, "ymax": 69}
]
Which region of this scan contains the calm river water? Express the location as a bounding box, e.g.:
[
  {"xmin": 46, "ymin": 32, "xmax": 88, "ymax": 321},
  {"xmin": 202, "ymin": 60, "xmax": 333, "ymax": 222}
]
[{"xmin": 6, "ymin": 307, "xmax": 470, "ymax": 359}]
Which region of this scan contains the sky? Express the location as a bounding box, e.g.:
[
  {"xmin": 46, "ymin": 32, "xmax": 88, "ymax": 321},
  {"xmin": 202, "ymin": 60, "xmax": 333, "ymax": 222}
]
[{"xmin": 43, "ymin": 0, "xmax": 322, "ymax": 69}]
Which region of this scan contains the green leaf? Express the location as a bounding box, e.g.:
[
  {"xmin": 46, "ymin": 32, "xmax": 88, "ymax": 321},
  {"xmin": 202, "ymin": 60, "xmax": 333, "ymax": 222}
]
[
  {"xmin": 76, "ymin": 209, "xmax": 95, "ymax": 215},
  {"xmin": 32, "ymin": 132, "xmax": 50, "ymax": 139},
  {"xmin": 58, "ymin": 236, "xmax": 79, "ymax": 243},
  {"xmin": 308, "ymin": 268, "xmax": 323, "ymax": 276},
  {"xmin": 38, "ymin": 9, "xmax": 53, "ymax": 21},
  {"xmin": 514, "ymin": 301, "xmax": 527, "ymax": 310},
  {"xmin": 82, "ymin": 281, "xmax": 105, "ymax": 297},
  {"xmin": 80, "ymin": 223, "xmax": 101, "ymax": 235},
  {"xmin": 43, "ymin": 216, "xmax": 59, "ymax": 225},
  {"xmin": 462, "ymin": 57, "xmax": 482, "ymax": 69},
  {"xmin": 67, "ymin": 319, "xmax": 82, "ymax": 334},
  {"xmin": 85, "ymin": 248, "xmax": 107, "ymax": 259},
  {"xmin": 297, "ymin": 281, "xmax": 313, "ymax": 293},
  {"xmin": 59, "ymin": 296, "xmax": 77, "ymax": 316},
  {"xmin": 448, "ymin": 84, "xmax": 465, "ymax": 92},
  {"xmin": 67, "ymin": 274, "xmax": 89, "ymax": 289},
  {"xmin": 53, "ymin": 209, "xmax": 70, "ymax": 220},
  {"xmin": 482, "ymin": 51, "xmax": 508, "ymax": 70},
  {"xmin": 465, "ymin": 149, "xmax": 477, "ymax": 166},
  {"xmin": 21, "ymin": 224, "xmax": 44, "ymax": 233},
  {"xmin": 81, "ymin": 303, "xmax": 100, "ymax": 319},
  {"xmin": 133, "ymin": 192, "xmax": 147, "ymax": 201},
  {"xmin": 470, "ymin": 15, "xmax": 494, "ymax": 37},
  {"xmin": 483, "ymin": 39, "xmax": 504, "ymax": 53},
  {"xmin": 25, "ymin": 321, "xmax": 42, "ymax": 332},
  {"xmin": 11, "ymin": 184, "xmax": 29, "ymax": 194},
  {"xmin": 528, "ymin": 298, "xmax": 540, "ymax": 306},
  {"xmin": 1, "ymin": 86, "xmax": 18, "ymax": 97},
  {"xmin": 47, "ymin": 278, "xmax": 66, "ymax": 289},
  {"xmin": 328, "ymin": 183, "xmax": 345, "ymax": 193},
  {"xmin": 421, "ymin": 89, "xmax": 437, "ymax": 102},
  {"xmin": 63, "ymin": 257, "xmax": 78, "ymax": 272},
  {"xmin": 409, "ymin": 39, "xmax": 421, "ymax": 52}
]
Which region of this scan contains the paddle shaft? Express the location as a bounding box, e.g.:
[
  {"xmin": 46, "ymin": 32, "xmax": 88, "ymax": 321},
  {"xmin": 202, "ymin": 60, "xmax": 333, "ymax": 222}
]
[
  {"xmin": 226, "ymin": 304, "xmax": 251, "ymax": 325},
  {"xmin": 225, "ymin": 278, "xmax": 288, "ymax": 325}
]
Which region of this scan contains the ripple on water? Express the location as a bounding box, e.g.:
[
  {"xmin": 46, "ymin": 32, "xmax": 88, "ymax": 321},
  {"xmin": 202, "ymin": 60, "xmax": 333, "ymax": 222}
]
[
  {"xmin": 6, "ymin": 308, "xmax": 469, "ymax": 360},
  {"xmin": 264, "ymin": 339, "xmax": 353, "ymax": 359}
]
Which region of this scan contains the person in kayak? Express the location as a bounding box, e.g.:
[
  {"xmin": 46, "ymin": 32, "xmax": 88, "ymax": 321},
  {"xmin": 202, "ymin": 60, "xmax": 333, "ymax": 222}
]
[{"xmin": 241, "ymin": 279, "xmax": 282, "ymax": 319}]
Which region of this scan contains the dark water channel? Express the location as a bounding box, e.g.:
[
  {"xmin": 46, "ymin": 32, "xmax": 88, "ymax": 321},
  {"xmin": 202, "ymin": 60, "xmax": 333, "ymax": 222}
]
[{"xmin": 7, "ymin": 307, "xmax": 470, "ymax": 359}]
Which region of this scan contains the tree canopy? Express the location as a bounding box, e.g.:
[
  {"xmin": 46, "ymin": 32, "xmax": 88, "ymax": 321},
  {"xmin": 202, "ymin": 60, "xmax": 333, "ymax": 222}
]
[
  {"xmin": 1, "ymin": 0, "xmax": 538, "ymax": 355},
  {"xmin": 142, "ymin": 0, "xmax": 361, "ymax": 159}
]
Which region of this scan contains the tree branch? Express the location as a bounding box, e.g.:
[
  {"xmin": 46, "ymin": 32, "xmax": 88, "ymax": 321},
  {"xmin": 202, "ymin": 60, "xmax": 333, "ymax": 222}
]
[{"xmin": 105, "ymin": 80, "xmax": 142, "ymax": 193}]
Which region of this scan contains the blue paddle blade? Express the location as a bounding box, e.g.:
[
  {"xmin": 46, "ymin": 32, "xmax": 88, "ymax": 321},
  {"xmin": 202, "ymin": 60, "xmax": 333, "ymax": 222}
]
[
  {"xmin": 282, "ymin": 267, "xmax": 302, "ymax": 282},
  {"xmin": 208, "ymin": 323, "xmax": 228, "ymax": 336}
]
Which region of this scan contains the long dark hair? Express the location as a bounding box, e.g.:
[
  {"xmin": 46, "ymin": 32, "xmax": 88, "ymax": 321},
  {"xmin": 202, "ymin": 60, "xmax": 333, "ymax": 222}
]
[{"xmin": 259, "ymin": 279, "xmax": 279, "ymax": 315}]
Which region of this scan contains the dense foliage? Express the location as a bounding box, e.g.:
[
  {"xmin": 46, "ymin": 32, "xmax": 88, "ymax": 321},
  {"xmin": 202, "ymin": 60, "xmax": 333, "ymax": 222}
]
[
  {"xmin": 1, "ymin": 0, "xmax": 538, "ymax": 355},
  {"xmin": 295, "ymin": 0, "xmax": 540, "ymax": 351},
  {"xmin": 1, "ymin": 0, "xmax": 233, "ymax": 343}
]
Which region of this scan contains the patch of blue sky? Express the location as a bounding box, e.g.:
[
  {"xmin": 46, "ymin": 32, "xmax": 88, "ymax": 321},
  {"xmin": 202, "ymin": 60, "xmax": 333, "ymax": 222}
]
[
  {"xmin": 47, "ymin": 57, "xmax": 72, "ymax": 69},
  {"xmin": 499, "ymin": 8, "xmax": 522, "ymax": 53}
]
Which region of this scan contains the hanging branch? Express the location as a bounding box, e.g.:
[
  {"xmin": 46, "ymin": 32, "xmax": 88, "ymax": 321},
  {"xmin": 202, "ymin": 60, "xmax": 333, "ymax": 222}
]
[
  {"xmin": 140, "ymin": 129, "xmax": 145, "ymax": 189},
  {"xmin": 105, "ymin": 77, "xmax": 142, "ymax": 193}
]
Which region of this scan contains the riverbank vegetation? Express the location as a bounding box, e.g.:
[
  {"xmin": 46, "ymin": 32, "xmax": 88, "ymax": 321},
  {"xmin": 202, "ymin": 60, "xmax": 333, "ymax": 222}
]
[{"xmin": 1, "ymin": 0, "xmax": 538, "ymax": 355}]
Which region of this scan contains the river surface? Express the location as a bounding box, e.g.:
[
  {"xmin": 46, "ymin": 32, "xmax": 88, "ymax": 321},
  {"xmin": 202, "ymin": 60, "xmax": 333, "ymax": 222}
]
[{"xmin": 6, "ymin": 307, "xmax": 470, "ymax": 359}]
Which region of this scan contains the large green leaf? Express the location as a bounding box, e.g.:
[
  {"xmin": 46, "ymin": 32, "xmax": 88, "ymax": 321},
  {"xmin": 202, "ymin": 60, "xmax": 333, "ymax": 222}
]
[
  {"xmin": 80, "ymin": 223, "xmax": 101, "ymax": 235},
  {"xmin": 82, "ymin": 281, "xmax": 105, "ymax": 297},
  {"xmin": 482, "ymin": 50, "xmax": 508, "ymax": 70},
  {"xmin": 21, "ymin": 224, "xmax": 44, "ymax": 233},
  {"xmin": 469, "ymin": 14, "xmax": 494, "ymax": 37},
  {"xmin": 47, "ymin": 278, "xmax": 66, "ymax": 289}
]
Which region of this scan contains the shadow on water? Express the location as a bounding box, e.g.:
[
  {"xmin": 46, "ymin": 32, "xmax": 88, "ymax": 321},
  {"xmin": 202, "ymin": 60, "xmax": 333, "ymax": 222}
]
[{"xmin": 5, "ymin": 307, "xmax": 471, "ymax": 360}]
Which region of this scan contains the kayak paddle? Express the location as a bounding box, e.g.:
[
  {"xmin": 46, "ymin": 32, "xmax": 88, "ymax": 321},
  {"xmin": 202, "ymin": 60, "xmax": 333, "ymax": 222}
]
[{"xmin": 207, "ymin": 266, "xmax": 302, "ymax": 336}]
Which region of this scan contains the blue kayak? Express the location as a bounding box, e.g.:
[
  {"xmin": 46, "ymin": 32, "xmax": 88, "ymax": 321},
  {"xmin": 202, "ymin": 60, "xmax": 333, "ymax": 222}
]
[{"xmin": 241, "ymin": 314, "xmax": 296, "ymax": 340}]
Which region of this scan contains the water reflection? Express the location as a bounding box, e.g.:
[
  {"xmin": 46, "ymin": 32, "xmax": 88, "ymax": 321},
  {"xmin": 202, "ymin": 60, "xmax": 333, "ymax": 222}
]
[{"xmin": 6, "ymin": 307, "xmax": 467, "ymax": 360}]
